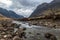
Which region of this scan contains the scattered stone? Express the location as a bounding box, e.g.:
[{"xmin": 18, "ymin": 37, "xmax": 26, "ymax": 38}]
[
  {"xmin": 36, "ymin": 33, "xmax": 41, "ymax": 35},
  {"xmin": 44, "ymin": 33, "xmax": 57, "ymax": 40},
  {"xmin": 0, "ymin": 20, "xmax": 26, "ymax": 40},
  {"xmin": 13, "ymin": 36, "xmax": 22, "ymax": 40},
  {"xmin": 28, "ymin": 32, "xmax": 32, "ymax": 34},
  {"xmin": 0, "ymin": 38, "xmax": 5, "ymax": 40}
]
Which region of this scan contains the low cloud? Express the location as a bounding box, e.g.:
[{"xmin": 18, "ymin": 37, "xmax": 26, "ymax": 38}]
[
  {"xmin": 14, "ymin": 8, "xmax": 33, "ymax": 17},
  {"xmin": 0, "ymin": 0, "xmax": 12, "ymax": 8},
  {"xmin": 0, "ymin": 0, "xmax": 53, "ymax": 17}
]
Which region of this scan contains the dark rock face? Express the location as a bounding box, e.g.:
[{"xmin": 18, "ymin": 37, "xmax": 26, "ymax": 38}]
[
  {"xmin": 0, "ymin": 8, "xmax": 24, "ymax": 18},
  {"xmin": 30, "ymin": 0, "xmax": 60, "ymax": 17}
]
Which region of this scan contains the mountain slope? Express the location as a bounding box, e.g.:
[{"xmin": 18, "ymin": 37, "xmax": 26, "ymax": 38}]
[
  {"xmin": 30, "ymin": 0, "xmax": 60, "ymax": 17},
  {"xmin": 0, "ymin": 8, "xmax": 24, "ymax": 18},
  {"xmin": 0, "ymin": 14, "xmax": 11, "ymax": 20}
]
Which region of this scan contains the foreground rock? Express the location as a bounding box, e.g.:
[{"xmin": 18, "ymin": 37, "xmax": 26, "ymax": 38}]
[
  {"xmin": 45, "ymin": 33, "xmax": 57, "ymax": 40},
  {"xmin": 0, "ymin": 20, "xmax": 26, "ymax": 40}
]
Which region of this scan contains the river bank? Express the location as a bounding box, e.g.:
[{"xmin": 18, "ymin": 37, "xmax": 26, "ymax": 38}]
[
  {"xmin": 0, "ymin": 20, "xmax": 60, "ymax": 40},
  {"xmin": 13, "ymin": 21, "xmax": 60, "ymax": 40}
]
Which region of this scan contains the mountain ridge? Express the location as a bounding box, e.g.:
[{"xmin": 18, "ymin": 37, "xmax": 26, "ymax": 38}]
[
  {"xmin": 30, "ymin": 0, "xmax": 60, "ymax": 17},
  {"xmin": 0, "ymin": 8, "xmax": 24, "ymax": 18},
  {"xmin": 0, "ymin": 14, "xmax": 12, "ymax": 20}
]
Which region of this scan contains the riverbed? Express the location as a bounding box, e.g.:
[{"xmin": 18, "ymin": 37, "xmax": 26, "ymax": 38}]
[{"xmin": 13, "ymin": 21, "xmax": 60, "ymax": 40}]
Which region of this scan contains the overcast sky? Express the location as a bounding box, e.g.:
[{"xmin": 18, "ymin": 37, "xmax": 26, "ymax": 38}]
[{"xmin": 0, "ymin": 0, "xmax": 53, "ymax": 17}]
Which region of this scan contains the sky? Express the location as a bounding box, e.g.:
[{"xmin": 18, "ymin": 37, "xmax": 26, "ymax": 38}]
[{"xmin": 0, "ymin": 0, "xmax": 53, "ymax": 17}]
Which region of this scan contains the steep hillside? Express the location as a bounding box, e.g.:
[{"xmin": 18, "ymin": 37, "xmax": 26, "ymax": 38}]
[
  {"xmin": 30, "ymin": 0, "xmax": 60, "ymax": 17},
  {"xmin": 0, "ymin": 14, "xmax": 11, "ymax": 21},
  {"xmin": 0, "ymin": 8, "xmax": 24, "ymax": 18},
  {"xmin": 25, "ymin": 0, "xmax": 60, "ymax": 28}
]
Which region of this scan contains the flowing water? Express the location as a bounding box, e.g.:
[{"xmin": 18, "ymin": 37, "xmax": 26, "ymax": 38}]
[{"xmin": 12, "ymin": 21, "xmax": 60, "ymax": 40}]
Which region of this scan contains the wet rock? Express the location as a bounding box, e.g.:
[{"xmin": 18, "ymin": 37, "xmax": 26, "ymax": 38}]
[
  {"xmin": 1, "ymin": 32, "xmax": 6, "ymax": 35},
  {"xmin": 53, "ymin": 25, "xmax": 56, "ymax": 29},
  {"xmin": 15, "ymin": 24, "xmax": 21, "ymax": 28},
  {"xmin": 28, "ymin": 23, "xmax": 32, "ymax": 26},
  {"xmin": 4, "ymin": 34, "xmax": 12, "ymax": 38},
  {"xmin": 0, "ymin": 27, "xmax": 4, "ymax": 31},
  {"xmin": 15, "ymin": 28, "xmax": 26, "ymax": 38},
  {"xmin": 0, "ymin": 38, "xmax": 5, "ymax": 40},
  {"xmin": 13, "ymin": 36, "xmax": 22, "ymax": 40},
  {"xmin": 32, "ymin": 23, "xmax": 37, "ymax": 25},
  {"xmin": 4, "ymin": 35, "xmax": 7, "ymax": 38},
  {"xmin": 11, "ymin": 23, "xmax": 19, "ymax": 28},
  {"xmin": 23, "ymin": 27, "xmax": 26, "ymax": 31},
  {"xmin": 36, "ymin": 33, "xmax": 41, "ymax": 35},
  {"xmin": 44, "ymin": 33, "xmax": 57, "ymax": 40},
  {"xmin": 28, "ymin": 32, "xmax": 32, "ymax": 34},
  {"xmin": 0, "ymin": 20, "xmax": 26, "ymax": 40},
  {"xmin": 0, "ymin": 24, "xmax": 3, "ymax": 27}
]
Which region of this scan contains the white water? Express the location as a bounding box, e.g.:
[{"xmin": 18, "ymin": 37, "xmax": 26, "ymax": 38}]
[
  {"xmin": 12, "ymin": 21, "xmax": 60, "ymax": 40},
  {"xmin": 12, "ymin": 21, "xmax": 49, "ymax": 28}
]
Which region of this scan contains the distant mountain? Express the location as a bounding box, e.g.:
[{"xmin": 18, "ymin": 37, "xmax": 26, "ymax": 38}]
[
  {"xmin": 30, "ymin": 3, "xmax": 49, "ymax": 17},
  {"xmin": 0, "ymin": 8, "xmax": 24, "ymax": 18},
  {"xmin": 0, "ymin": 14, "xmax": 6, "ymax": 18},
  {"xmin": 30, "ymin": 0, "xmax": 60, "ymax": 17},
  {"xmin": 53, "ymin": 0, "xmax": 60, "ymax": 2},
  {"xmin": 0, "ymin": 14, "xmax": 11, "ymax": 20}
]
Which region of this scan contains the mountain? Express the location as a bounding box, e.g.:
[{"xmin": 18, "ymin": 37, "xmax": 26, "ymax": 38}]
[
  {"xmin": 53, "ymin": 0, "xmax": 60, "ymax": 2},
  {"xmin": 30, "ymin": 0, "xmax": 60, "ymax": 17},
  {"xmin": 0, "ymin": 8, "xmax": 24, "ymax": 18},
  {"xmin": 0, "ymin": 14, "xmax": 11, "ymax": 20},
  {"xmin": 28, "ymin": 0, "xmax": 60, "ymax": 28}
]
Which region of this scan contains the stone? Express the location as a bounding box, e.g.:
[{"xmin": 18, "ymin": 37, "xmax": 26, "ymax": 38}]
[
  {"xmin": 13, "ymin": 36, "xmax": 21, "ymax": 40},
  {"xmin": 0, "ymin": 38, "xmax": 5, "ymax": 40},
  {"xmin": 44, "ymin": 33, "xmax": 57, "ymax": 40}
]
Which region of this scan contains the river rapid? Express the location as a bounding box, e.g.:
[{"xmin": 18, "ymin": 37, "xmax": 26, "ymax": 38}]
[{"xmin": 12, "ymin": 21, "xmax": 60, "ymax": 40}]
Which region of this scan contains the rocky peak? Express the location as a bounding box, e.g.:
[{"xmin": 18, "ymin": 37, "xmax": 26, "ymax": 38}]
[{"xmin": 53, "ymin": 0, "xmax": 60, "ymax": 2}]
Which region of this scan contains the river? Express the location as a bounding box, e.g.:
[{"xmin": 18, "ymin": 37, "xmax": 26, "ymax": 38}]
[{"xmin": 12, "ymin": 21, "xmax": 60, "ymax": 40}]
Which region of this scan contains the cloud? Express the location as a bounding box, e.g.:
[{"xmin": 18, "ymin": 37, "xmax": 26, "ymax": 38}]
[
  {"xmin": 10, "ymin": 0, "xmax": 53, "ymax": 17},
  {"xmin": 0, "ymin": 0, "xmax": 12, "ymax": 8},
  {"xmin": 14, "ymin": 8, "xmax": 33, "ymax": 17},
  {"xmin": 0, "ymin": 0, "xmax": 53, "ymax": 17}
]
